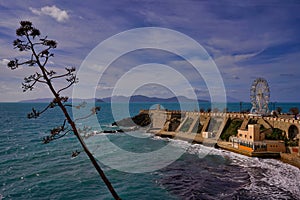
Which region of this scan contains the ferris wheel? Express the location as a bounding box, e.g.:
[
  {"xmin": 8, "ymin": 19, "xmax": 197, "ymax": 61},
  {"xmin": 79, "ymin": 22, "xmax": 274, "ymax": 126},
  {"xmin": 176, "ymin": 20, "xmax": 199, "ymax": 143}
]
[{"xmin": 250, "ymin": 78, "xmax": 270, "ymax": 114}]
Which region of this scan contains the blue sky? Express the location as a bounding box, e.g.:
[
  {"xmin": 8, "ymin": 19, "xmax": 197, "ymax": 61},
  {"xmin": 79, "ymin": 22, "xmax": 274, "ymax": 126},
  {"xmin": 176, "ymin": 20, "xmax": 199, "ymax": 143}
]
[{"xmin": 0, "ymin": 0, "xmax": 300, "ymax": 102}]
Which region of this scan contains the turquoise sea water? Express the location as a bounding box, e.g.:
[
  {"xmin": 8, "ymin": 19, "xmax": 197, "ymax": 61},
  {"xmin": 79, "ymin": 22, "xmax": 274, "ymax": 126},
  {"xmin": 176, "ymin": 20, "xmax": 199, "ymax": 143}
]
[{"xmin": 0, "ymin": 102, "xmax": 300, "ymax": 200}]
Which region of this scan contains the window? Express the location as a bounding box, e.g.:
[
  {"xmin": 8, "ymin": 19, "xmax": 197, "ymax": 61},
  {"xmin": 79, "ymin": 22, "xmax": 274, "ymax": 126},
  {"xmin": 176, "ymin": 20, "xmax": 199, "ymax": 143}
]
[
  {"xmin": 239, "ymin": 134, "xmax": 242, "ymax": 137},
  {"xmin": 250, "ymin": 136, "xmax": 252, "ymax": 139}
]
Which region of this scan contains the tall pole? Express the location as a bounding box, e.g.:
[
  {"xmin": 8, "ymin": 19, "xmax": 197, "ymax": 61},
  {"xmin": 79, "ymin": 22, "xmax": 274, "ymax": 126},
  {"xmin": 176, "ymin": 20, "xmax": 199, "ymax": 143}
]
[{"xmin": 239, "ymin": 101, "xmax": 242, "ymax": 113}]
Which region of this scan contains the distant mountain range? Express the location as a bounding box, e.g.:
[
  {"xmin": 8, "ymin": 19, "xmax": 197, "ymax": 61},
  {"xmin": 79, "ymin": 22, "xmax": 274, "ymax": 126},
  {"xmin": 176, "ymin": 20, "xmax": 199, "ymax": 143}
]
[
  {"xmin": 19, "ymin": 94, "xmax": 242, "ymax": 103},
  {"xmin": 19, "ymin": 95, "xmax": 210, "ymax": 103},
  {"xmin": 103, "ymin": 95, "xmax": 209, "ymax": 103}
]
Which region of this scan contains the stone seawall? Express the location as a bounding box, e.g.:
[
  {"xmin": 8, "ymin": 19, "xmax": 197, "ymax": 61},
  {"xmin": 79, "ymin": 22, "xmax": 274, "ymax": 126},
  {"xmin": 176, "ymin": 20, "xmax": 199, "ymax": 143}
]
[
  {"xmin": 280, "ymin": 153, "xmax": 300, "ymax": 169},
  {"xmin": 113, "ymin": 108, "xmax": 300, "ymax": 155}
]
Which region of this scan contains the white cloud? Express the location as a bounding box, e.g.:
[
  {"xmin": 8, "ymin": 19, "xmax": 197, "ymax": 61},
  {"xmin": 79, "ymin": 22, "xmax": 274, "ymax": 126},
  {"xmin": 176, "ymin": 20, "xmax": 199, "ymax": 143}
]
[
  {"xmin": 215, "ymin": 49, "xmax": 264, "ymax": 69},
  {"xmin": 96, "ymin": 85, "xmax": 114, "ymax": 90},
  {"xmin": 0, "ymin": 59, "xmax": 9, "ymax": 66},
  {"xmin": 29, "ymin": 5, "xmax": 69, "ymax": 23}
]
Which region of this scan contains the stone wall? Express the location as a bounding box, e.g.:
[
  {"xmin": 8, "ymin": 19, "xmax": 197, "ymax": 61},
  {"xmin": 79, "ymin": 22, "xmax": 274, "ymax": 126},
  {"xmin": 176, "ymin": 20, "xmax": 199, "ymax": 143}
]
[{"xmin": 148, "ymin": 109, "xmax": 300, "ymax": 148}]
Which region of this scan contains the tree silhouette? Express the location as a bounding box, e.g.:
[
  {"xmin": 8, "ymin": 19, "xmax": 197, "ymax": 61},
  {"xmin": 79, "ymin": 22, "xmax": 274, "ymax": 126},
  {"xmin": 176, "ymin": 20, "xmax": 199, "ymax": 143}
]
[
  {"xmin": 289, "ymin": 107, "xmax": 299, "ymax": 120},
  {"xmin": 7, "ymin": 21, "xmax": 121, "ymax": 200},
  {"xmin": 276, "ymin": 107, "xmax": 282, "ymax": 115}
]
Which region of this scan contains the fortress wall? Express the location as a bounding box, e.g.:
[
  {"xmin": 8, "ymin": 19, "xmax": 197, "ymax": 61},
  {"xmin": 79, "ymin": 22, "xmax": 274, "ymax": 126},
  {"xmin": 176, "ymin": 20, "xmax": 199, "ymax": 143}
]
[{"xmin": 149, "ymin": 109, "xmax": 300, "ymax": 147}]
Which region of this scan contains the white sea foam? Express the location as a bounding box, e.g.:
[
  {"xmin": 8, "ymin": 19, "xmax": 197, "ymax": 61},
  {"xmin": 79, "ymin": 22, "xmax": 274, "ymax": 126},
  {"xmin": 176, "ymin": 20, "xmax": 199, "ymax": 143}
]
[
  {"xmin": 154, "ymin": 136, "xmax": 300, "ymax": 197},
  {"xmin": 219, "ymin": 150, "xmax": 300, "ymax": 197},
  {"xmin": 125, "ymin": 130, "xmax": 152, "ymax": 138},
  {"xmin": 87, "ymin": 131, "xmax": 300, "ymax": 196},
  {"xmin": 151, "ymin": 136, "xmax": 220, "ymax": 159}
]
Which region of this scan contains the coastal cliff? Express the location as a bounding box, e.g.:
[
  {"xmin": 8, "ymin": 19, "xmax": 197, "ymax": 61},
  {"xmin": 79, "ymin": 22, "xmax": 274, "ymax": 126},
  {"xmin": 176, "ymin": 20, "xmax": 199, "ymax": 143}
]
[{"xmin": 112, "ymin": 110, "xmax": 151, "ymax": 127}]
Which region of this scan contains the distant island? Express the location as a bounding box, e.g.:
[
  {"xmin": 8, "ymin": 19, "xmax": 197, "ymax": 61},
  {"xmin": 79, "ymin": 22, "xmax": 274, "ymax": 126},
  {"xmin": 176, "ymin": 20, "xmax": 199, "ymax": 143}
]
[{"xmin": 19, "ymin": 95, "xmax": 210, "ymax": 103}]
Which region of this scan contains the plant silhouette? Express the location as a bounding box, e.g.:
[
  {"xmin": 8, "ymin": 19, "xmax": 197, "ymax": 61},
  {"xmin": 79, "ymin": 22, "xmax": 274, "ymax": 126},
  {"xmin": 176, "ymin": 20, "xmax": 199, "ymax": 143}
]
[{"xmin": 7, "ymin": 21, "xmax": 121, "ymax": 200}]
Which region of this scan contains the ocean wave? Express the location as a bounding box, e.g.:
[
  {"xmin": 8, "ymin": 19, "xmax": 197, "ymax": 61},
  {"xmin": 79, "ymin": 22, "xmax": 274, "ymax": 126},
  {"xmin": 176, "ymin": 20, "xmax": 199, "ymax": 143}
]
[{"xmin": 154, "ymin": 137, "xmax": 300, "ymax": 199}]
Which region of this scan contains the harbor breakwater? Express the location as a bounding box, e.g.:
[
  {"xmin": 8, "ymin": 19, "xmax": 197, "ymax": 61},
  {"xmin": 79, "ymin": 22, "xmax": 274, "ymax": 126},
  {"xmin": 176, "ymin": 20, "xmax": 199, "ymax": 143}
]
[{"xmin": 114, "ymin": 108, "xmax": 300, "ymax": 158}]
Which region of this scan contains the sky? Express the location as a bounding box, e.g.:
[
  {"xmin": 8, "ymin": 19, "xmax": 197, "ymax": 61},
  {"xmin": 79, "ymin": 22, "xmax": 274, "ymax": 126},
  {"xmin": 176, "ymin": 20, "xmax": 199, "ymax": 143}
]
[{"xmin": 0, "ymin": 0, "xmax": 300, "ymax": 102}]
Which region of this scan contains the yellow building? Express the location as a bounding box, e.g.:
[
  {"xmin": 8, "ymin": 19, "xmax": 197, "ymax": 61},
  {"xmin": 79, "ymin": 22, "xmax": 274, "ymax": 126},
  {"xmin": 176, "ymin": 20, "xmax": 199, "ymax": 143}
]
[
  {"xmin": 237, "ymin": 124, "xmax": 264, "ymax": 141},
  {"xmin": 232, "ymin": 124, "xmax": 285, "ymax": 153}
]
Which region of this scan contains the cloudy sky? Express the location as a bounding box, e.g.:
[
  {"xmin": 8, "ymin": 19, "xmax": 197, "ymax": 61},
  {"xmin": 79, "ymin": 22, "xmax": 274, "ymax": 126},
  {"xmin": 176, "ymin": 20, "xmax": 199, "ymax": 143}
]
[{"xmin": 0, "ymin": 0, "xmax": 300, "ymax": 102}]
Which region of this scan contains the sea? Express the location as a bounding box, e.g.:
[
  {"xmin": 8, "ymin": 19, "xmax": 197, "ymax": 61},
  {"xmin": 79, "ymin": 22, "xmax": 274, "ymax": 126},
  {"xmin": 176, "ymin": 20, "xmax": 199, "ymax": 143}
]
[{"xmin": 0, "ymin": 102, "xmax": 300, "ymax": 200}]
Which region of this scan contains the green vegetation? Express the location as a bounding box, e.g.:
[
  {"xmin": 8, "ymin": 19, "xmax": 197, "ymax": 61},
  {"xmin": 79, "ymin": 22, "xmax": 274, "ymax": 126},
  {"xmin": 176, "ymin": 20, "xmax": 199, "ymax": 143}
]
[
  {"xmin": 276, "ymin": 107, "xmax": 282, "ymax": 114},
  {"xmin": 265, "ymin": 128, "xmax": 299, "ymax": 147},
  {"xmin": 286, "ymin": 139, "xmax": 299, "ymax": 147},
  {"xmin": 265, "ymin": 128, "xmax": 285, "ymax": 140},
  {"xmin": 220, "ymin": 118, "xmax": 243, "ymax": 141},
  {"xmin": 248, "ymin": 118, "xmax": 257, "ymax": 125},
  {"xmin": 168, "ymin": 118, "xmax": 181, "ymax": 131},
  {"xmin": 289, "ymin": 107, "xmax": 299, "ymax": 119},
  {"xmin": 260, "ymin": 124, "xmax": 267, "ymax": 131}
]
